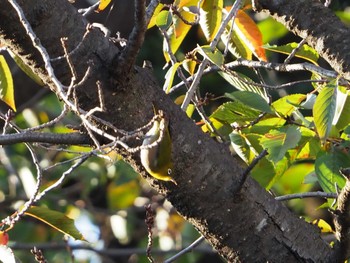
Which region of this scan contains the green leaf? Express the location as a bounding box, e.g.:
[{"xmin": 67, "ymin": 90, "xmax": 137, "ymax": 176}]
[
  {"xmin": 315, "ymin": 150, "xmax": 348, "ymax": 193},
  {"xmin": 218, "ymin": 71, "xmax": 269, "ymax": 100},
  {"xmin": 211, "ymin": 101, "xmax": 260, "ymax": 123},
  {"xmin": 25, "ymin": 206, "xmax": 85, "ymax": 240},
  {"xmin": 251, "ymin": 155, "xmax": 289, "ymax": 189},
  {"xmin": 0, "ymin": 55, "xmax": 16, "ymax": 111},
  {"xmin": 257, "ymin": 17, "xmax": 288, "ymax": 44},
  {"xmin": 8, "ymin": 50, "xmax": 44, "ymax": 87},
  {"xmin": 264, "ymin": 43, "xmax": 319, "ymax": 64},
  {"xmin": 260, "ymin": 126, "xmax": 302, "ymax": 163},
  {"xmin": 222, "ymin": 24, "xmax": 252, "ymax": 60},
  {"xmin": 225, "ymin": 91, "xmax": 272, "ymax": 113},
  {"xmin": 199, "ymin": 0, "xmax": 223, "ymax": 41},
  {"xmin": 156, "ymin": 10, "xmax": 173, "ymax": 30},
  {"xmin": 313, "ymin": 85, "xmax": 337, "ymax": 141},
  {"xmin": 247, "ymin": 117, "xmax": 286, "ymax": 135},
  {"xmin": 272, "ymin": 94, "xmax": 307, "ymax": 117},
  {"xmin": 230, "ymin": 132, "xmax": 263, "ymax": 164},
  {"xmin": 196, "ymin": 45, "xmax": 224, "ymax": 67},
  {"xmin": 147, "ymin": 3, "xmax": 165, "ymax": 29}
]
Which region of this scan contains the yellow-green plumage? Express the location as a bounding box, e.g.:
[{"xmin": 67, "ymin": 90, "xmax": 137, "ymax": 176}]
[{"xmin": 140, "ymin": 114, "xmax": 176, "ymax": 184}]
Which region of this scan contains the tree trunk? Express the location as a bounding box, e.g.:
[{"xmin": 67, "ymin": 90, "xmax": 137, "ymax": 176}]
[{"xmin": 0, "ymin": 0, "xmax": 340, "ymax": 261}]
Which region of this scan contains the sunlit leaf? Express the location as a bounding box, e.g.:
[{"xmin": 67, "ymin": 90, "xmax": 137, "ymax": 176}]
[
  {"xmin": 164, "ymin": 14, "xmax": 191, "ymax": 62},
  {"xmin": 247, "ymin": 117, "xmax": 286, "ymax": 135},
  {"xmin": 163, "ymin": 62, "xmax": 181, "ymax": 93},
  {"xmin": 183, "ymin": 59, "xmax": 197, "ymax": 75},
  {"xmin": 230, "ymin": 131, "xmax": 260, "ymax": 164},
  {"xmin": 201, "ymin": 117, "xmax": 232, "ymax": 137},
  {"xmin": 272, "ymin": 94, "xmax": 307, "ymax": 117},
  {"xmin": 312, "ymin": 219, "xmax": 334, "ymax": 233},
  {"xmin": 221, "ymin": 24, "xmax": 252, "ymax": 60},
  {"xmin": 97, "ymin": 0, "xmax": 112, "ymax": 12},
  {"xmin": 199, "ymin": 0, "xmax": 223, "ymax": 41},
  {"xmin": 148, "ymin": 3, "xmax": 165, "ymax": 29},
  {"xmin": 218, "ymin": 72, "xmax": 269, "ymax": 100},
  {"xmin": 0, "ymin": 55, "xmax": 16, "ymax": 111},
  {"xmin": 196, "ymin": 45, "xmax": 224, "ymax": 67},
  {"xmin": 211, "ymin": 101, "xmax": 260, "ymax": 123},
  {"xmin": 333, "ymin": 86, "xmax": 350, "ymax": 131},
  {"xmin": 260, "ymin": 126, "xmax": 302, "ymax": 164},
  {"xmin": 264, "ymin": 43, "xmax": 319, "ymax": 65},
  {"xmin": 313, "ymin": 85, "xmax": 337, "ymax": 141},
  {"xmin": 315, "ymin": 150, "xmax": 347, "ymax": 194},
  {"xmin": 156, "ymin": 10, "xmax": 172, "ymax": 30},
  {"xmin": 251, "ymin": 155, "xmax": 289, "ymax": 189},
  {"xmin": 25, "ymin": 206, "xmax": 85, "ymax": 240},
  {"xmin": 233, "ymin": 10, "xmax": 267, "ymax": 61},
  {"xmin": 225, "ymin": 91, "xmax": 272, "ymax": 113}
]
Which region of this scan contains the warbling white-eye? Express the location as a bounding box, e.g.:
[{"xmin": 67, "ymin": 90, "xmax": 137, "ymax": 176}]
[{"xmin": 140, "ymin": 110, "xmax": 176, "ymax": 184}]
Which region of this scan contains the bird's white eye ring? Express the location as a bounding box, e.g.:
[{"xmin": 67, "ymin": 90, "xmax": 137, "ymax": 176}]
[{"xmin": 167, "ymin": 168, "xmax": 172, "ymax": 175}]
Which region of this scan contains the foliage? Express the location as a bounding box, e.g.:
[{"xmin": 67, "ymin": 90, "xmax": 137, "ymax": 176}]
[{"xmin": 0, "ymin": 0, "xmax": 350, "ymax": 262}]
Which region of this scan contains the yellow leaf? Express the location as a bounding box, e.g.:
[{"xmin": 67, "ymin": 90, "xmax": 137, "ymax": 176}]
[
  {"xmin": 0, "ymin": 55, "xmax": 16, "ymax": 111},
  {"xmin": 97, "ymin": 0, "xmax": 112, "ymax": 12},
  {"xmin": 312, "ymin": 219, "xmax": 334, "ymax": 233},
  {"xmin": 199, "ymin": 0, "xmax": 223, "ymax": 41},
  {"xmin": 148, "ymin": 3, "xmax": 165, "ymax": 29}
]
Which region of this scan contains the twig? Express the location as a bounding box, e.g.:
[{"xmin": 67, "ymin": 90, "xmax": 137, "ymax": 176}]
[
  {"xmin": 145, "ymin": 204, "xmax": 156, "ymax": 263},
  {"xmin": 164, "ymin": 236, "xmax": 205, "ymax": 263},
  {"xmin": 33, "ymin": 154, "xmax": 89, "ymax": 202},
  {"xmin": 31, "ymin": 247, "xmax": 47, "ymax": 263},
  {"xmin": 233, "ymin": 149, "xmax": 268, "ymax": 194},
  {"xmin": 283, "ymin": 38, "xmax": 307, "ymax": 65},
  {"xmin": 180, "ymin": 0, "xmax": 244, "ymax": 111},
  {"xmin": 78, "ymin": 1, "xmax": 100, "ymax": 16},
  {"xmin": 170, "ymin": 60, "xmax": 342, "ymax": 94},
  {"xmin": 275, "ymin": 191, "xmax": 337, "ymax": 201},
  {"xmin": 10, "ymin": 242, "xmax": 217, "ymax": 256}
]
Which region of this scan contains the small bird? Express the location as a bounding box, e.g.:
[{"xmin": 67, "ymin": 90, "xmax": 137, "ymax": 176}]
[{"xmin": 140, "ymin": 110, "xmax": 176, "ymax": 185}]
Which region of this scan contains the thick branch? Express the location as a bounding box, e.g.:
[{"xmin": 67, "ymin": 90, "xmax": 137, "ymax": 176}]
[
  {"xmin": 253, "ymin": 0, "xmax": 350, "ymax": 80},
  {"xmin": 0, "ymin": 1, "xmax": 335, "ymax": 262}
]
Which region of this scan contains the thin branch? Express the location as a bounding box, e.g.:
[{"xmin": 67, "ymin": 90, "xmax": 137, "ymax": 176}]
[
  {"xmin": 275, "ymin": 191, "xmax": 337, "ymax": 201},
  {"xmin": 232, "ymin": 149, "xmax": 268, "ymax": 194},
  {"xmin": 10, "ymin": 242, "xmax": 216, "ymax": 257},
  {"xmin": 0, "ymin": 132, "xmax": 91, "ymax": 145},
  {"xmin": 283, "ymin": 38, "xmax": 307, "ymax": 65},
  {"xmin": 164, "ymin": 236, "xmax": 205, "ymax": 263},
  {"xmin": 170, "ymin": 59, "xmax": 343, "ymax": 94},
  {"xmin": 180, "ymin": 0, "xmax": 252, "ymax": 111},
  {"xmin": 33, "ymin": 154, "xmax": 89, "ymax": 202}
]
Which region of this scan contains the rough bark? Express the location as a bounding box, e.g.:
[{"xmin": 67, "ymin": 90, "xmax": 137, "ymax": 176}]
[
  {"xmin": 0, "ymin": 0, "xmax": 339, "ymax": 262},
  {"xmin": 253, "ymin": 0, "xmax": 350, "ymax": 81}
]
